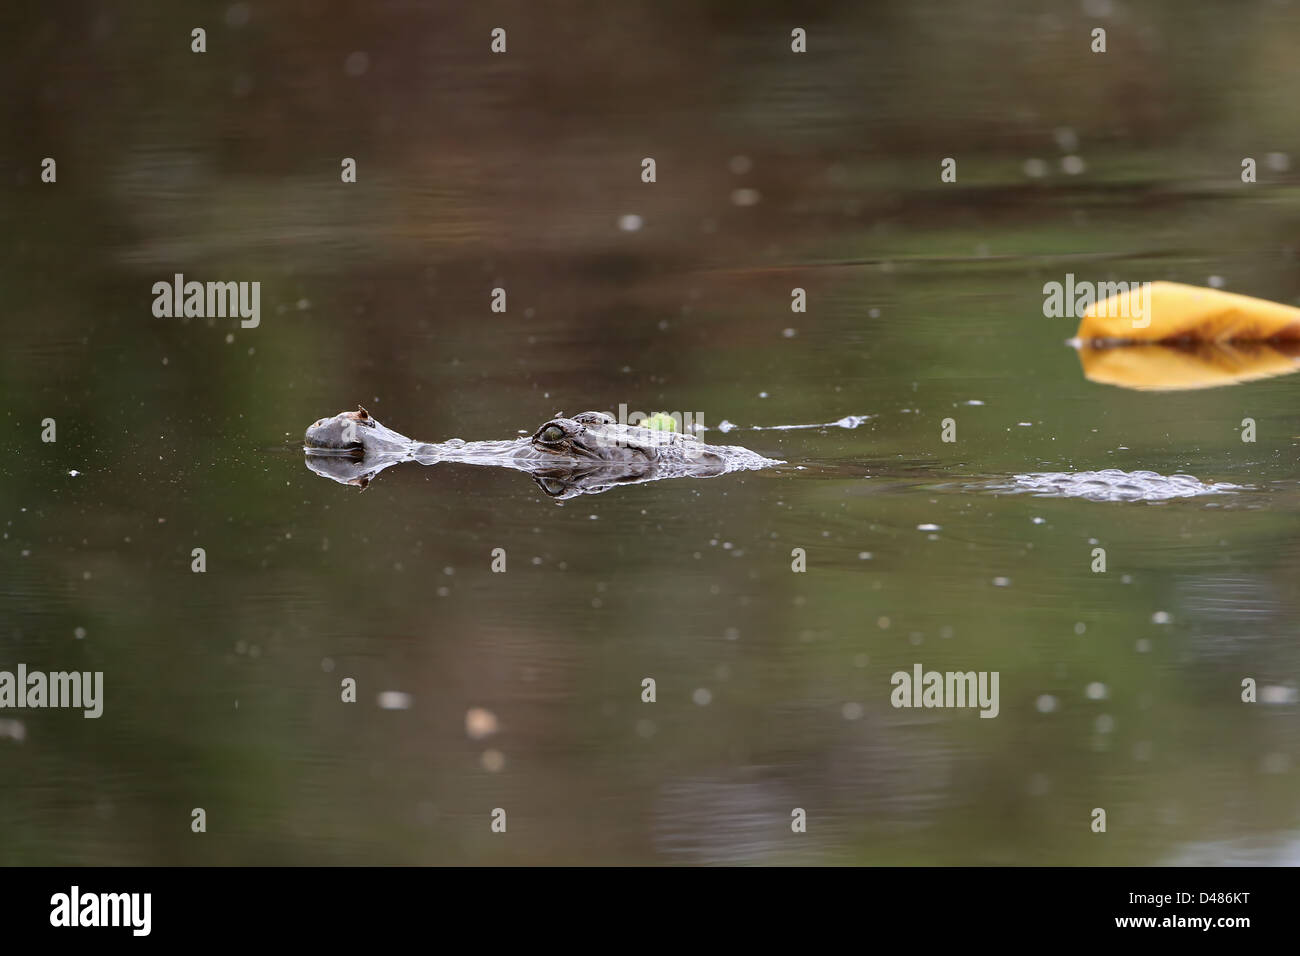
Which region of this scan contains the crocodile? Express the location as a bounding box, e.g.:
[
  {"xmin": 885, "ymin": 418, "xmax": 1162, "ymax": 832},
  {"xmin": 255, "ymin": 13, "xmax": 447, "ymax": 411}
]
[
  {"xmin": 303, "ymin": 407, "xmax": 1244, "ymax": 503},
  {"xmin": 303, "ymin": 407, "xmax": 782, "ymax": 499}
]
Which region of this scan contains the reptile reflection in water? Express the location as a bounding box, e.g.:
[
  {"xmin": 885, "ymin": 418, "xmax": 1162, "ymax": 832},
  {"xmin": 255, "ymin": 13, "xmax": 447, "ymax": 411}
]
[{"xmin": 303, "ymin": 407, "xmax": 782, "ymax": 499}]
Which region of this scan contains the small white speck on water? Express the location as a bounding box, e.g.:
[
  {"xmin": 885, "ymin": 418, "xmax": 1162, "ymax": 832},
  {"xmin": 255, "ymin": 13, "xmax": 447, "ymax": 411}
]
[
  {"xmin": 377, "ymin": 691, "xmax": 412, "ymax": 710},
  {"xmin": 618, "ymin": 214, "xmax": 643, "ymax": 232},
  {"xmin": 0, "ymin": 719, "xmax": 26, "ymax": 743},
  {"xmin": 1031, "ymin": 516, "xmax": 1044, "ymax": 524},
  {"xmin": 782, "ymin": 328, "xmax": 797, "ymax": 338},
  {"xmin": 917, "ymin": 523, "xmax": 941, "ymax": 532},
  {"xmin": 225, "ymin": 333, "xmax": 234, "ymax": 344},
  {"xmin": 68, "ymin": 470, "xmax": 80, "ymax": 477},
  {"xmin": 1152, "ymin": 611, "xmax": 1170, "ymax": 624},
  {"xmin": 730, "ymin": 188, "xmax": 761, "ymax": 207},
  {"xmin": 1261, "ymin": 752, "xmax": 1291, "ymax": 774},
  {"xmin": 1136, "ymin": 638, "xmax": 1152, "ymax": 653},
  {"xmin": 74, "ymin": 627, "xmax": 86, "ymax": 640},
  {"xmin": 466, "ymin": 708, "xmax": 498, "ymax": 739},
  {"xmin": 692, "ymin": 688, "xmax": 712, "ymax": 706},
  {"xmin": 1207, "ymin": 275, "xmax": 1225, "ymax": 289},
  {"xmin": 1036, "ymin": 695, "xmax": 1058, "ymax": 714},
  {"xmin": 481, "ymin": 749, "xmax": 505, "ymax": 772},
  {"xmin": 1085, "ymin": 682, "xmax": 1108, "ymax": 700},
  {"xmin": 1260, "ymin": 685, "xmax": 1299, "ymax": 705},
  {"xmin": 1061, "ymin": 155, "xmax": 1086, "ymax": 175},
  {"xmin": 758, "ymin": 391, "xmax": 769, "ymax": 399},
  {"xmin": 344, "ymin": 51, "xmax": 369, "ymax": 76},
  {"xmin": 877, "ymin": 616, "xmax": 890, "ymax": 630},
  {"xmin": 858, "ymin": 552, "xmax": 872, "ymax": 560},
  {"xmin": 1133, "ymin": 741, "xmax": 1153, "ymax": 761},
  {"xmin": 1016, "ymin": 421, "xmax": 1032, "ymax": 427},
  {"xmin": 841, "ymin": 702, "xmax": 864, "ymax": 721},
  {"xmin": 993, "ymin": 577, "xmax": 1011, "ymax": 587},
  {"xmin": 1023, "ymin": 157, "xmax": 1048, "ymax": 178},
  {"xmin": 1095, "ymin": 714, "xmax": 1116, "ymax": 734},
  {"xmin": 1265, "ymin": 152, "xmax": 1291, "ymax": 172},
  {"xmin": 1074, "ymin": 622, "xmax": 1086, "ymax": 635},
  {"xmin": 965, "ymin": 399, "xmax": 985, "ymax": 406}
]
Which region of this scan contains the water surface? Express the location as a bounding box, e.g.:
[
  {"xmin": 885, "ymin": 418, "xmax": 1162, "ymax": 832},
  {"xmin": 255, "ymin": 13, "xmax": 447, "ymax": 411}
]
[{"xmin": 2, "ymin": 0, "xmax": 1299, "ymax": 865}]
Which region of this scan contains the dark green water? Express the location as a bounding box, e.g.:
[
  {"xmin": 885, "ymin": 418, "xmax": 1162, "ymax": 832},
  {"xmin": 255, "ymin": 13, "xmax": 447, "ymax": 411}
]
[{"xmin": 2, "ymin": 1, "xmax": 1298, "ymax": 864}]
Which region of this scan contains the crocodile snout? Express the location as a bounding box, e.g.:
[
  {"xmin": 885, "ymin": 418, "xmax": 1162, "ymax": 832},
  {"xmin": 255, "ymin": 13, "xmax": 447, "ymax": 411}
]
[{"xmin": 304, "ymin": 409, "xmax": 371, "ymax": 455}]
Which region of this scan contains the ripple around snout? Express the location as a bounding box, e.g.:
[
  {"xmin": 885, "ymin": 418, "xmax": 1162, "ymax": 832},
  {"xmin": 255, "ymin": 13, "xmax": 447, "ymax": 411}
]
[{"xmin": 990, "ymin": 469, "xmax": 1243, "ymax": 502}]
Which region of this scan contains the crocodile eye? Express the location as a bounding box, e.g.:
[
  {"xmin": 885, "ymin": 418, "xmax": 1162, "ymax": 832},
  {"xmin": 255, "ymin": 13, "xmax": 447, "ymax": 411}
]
[{"xmin": 541, "ymin": 425, "xmax": 565, "ymax": 443}]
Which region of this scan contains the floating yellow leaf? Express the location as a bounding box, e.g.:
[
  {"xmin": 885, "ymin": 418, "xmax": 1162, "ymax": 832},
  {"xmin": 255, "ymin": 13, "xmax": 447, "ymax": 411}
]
[
  {"xmin": 1075, "ymin": 281, "xmax": 1300, "ymax": 343},
  {"xmin": 1076, "ymin": 342, "xmax": 1300, "ymax": 391}
]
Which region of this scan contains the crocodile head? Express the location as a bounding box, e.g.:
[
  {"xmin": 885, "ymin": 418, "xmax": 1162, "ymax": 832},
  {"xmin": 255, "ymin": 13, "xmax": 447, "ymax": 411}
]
[
  {"xmin": 304, "ymin": 407, "xmax": 372, "ymax": 454},
  {"xmin": 303, "ymin": 407, "xmax": 743, "ymax": 496},
  {"xmin": 528, "ymin": 411, "xmax": 696, "ymax": 463},
  {"xmin": 304, "ymin": 406, "xmax": 415, "ymax": 459}
]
